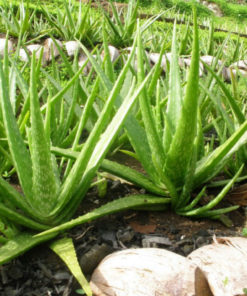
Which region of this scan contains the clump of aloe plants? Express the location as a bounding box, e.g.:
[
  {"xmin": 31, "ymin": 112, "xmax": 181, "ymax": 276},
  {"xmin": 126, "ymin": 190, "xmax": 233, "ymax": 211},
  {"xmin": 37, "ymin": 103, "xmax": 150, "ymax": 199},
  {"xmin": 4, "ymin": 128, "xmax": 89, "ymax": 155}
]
[
  {"xmin": 0, "ymin": 30, "xmax": 171, "ymax": 294},
  {"xmin": 63, "ymin": 9, "xmax": 247, "ymax": 220}
]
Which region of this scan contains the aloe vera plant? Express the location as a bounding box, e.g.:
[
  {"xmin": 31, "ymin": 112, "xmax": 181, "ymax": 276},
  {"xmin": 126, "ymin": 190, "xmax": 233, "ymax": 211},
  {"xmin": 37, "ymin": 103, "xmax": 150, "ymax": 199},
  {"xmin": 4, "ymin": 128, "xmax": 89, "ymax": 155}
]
[{"xmin": 0, "ymin": 37, "xmax": 172, "ymax": 294}]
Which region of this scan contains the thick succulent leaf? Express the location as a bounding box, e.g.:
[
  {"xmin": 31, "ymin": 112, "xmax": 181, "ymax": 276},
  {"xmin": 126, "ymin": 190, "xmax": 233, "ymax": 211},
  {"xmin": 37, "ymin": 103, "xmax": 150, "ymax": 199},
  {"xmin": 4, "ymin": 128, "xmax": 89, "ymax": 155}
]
[
  {"xmin": 30, "ymin": 54, "xmax": 59, "ymax": 213},
  {"xmin": 101, "ymin": 159, "xmax": 167, "ymax": 196},
  {"xmin": 35, "ymin": 195, "xmax": 171, "ymax": 238},
  {"xmin": 51, "ymin": 147, "xmax": 166, "ymax": 196},
  {"xmin": 52, "ymin": 68, "xmax": 156, "ymax": 222},
  {"xmin": 50, "ymin": 237, "xmax": 92, "ymax": 296},
  {"xmin": 164, "ymin": 10, "xmax": 199, "ymax": 195},
  {"xmin": 203, "ymin": 63, "xmax": 245, "ymax": 125},
  {"xmin": 51, "ymin": 41, "xmax": 140, "ymax": 214},
  {"xmin": 194, "ymin": 120, "xmax": 247, "ymax": 188},
  {"xmin": 0, "ymin": 232, "xmax": 56, "ymax": 265},
  {"xmin": 136, "ymin": 22, "xmax": 166, "ymax": 174},
  {"xmin": 0, "ymin": 177, "xmax": 40, "ymax": 219},
  {"xmin": 79, "ymin": 39, "xmax": 159, "ymax": 183},
  {"xmin": 179, "ymin": 165, "xmax": 243, "ymax": 217},
  {"xmin": 0, "ymin": 203, "xmax": 49, "ymax": 230},
  {"xmin": 163, "ymin": 22, "xmax": 183, "ymax": 153},
  {"xmin": 0, "ymin": 58, "xmax": 33, "ymax": 201}
]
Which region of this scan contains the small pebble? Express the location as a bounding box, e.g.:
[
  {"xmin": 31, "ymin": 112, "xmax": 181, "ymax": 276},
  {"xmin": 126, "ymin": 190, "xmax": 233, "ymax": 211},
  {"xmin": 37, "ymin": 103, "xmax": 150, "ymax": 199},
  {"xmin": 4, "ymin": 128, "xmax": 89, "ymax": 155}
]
[{"xmin": 53, "ymin": 271, "xmax": 70, "ymax": 281}]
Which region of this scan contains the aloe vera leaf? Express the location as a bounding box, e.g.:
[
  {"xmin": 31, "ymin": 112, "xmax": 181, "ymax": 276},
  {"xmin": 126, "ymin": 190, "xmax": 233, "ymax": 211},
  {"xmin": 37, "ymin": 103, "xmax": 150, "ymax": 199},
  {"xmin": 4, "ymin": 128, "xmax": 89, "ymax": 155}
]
[
  {"xmin": 48, "ymin": 37, "xmax": 91, "ymax": 108},
  {"xmin": 50, "ymin": 147, "xmax": 165, "ymax": 196},
  {"xmin": 63, "ymin": 0, "xmax": 75, "ymax": 30},
  {"xmin": 180, "ymin": 165, "xmax": 243, "ymax": 216},
  {"xmin": 164, "ymin": 10, "xmax": 199, "ymax": 191},
  {"xmin": 9, "ymin": 65, "xmax": 17, "ymax": 115},
  {"xmin": 36, "ymin": 195, "xmax": 171, "ymax": 238},
  {"xmin": 63, "ymin": 78, "xmax": 100, "ymax": 179},
  {"xmin": 203, "ymin": 63, "xmax": 245, "ymax": 125},
  {"xmin": 40, "ymin": 69, "xmax": 82, "ymax": 119},
  {"xmin": 193, "ymin": 206, "xmax": 239, "ymax": 218},
  {"xmin": 50, "ymin": 238, "xmax": 92, "ymax": 296},
  {"xmin": 0, "ymin": 59, "xmax": 33, "ymax": 200},
  {"xmin": 136, "ymin": 23, "xmax": 166, "ymax": 171},
  {"xmin": 102, "ymin": 25, "xmax": 115, "ymax": 82},
  {"xmin": 47, "ymin": 60, "xmax": 138, "ymax": 218},
  {"xmin": 57, "ymin": 80, "xmax": 79, "ymax": 143},
  {"xmin": 199, "ymin": 82, "xmax": 235, "ymax": 135},
  {"xmin": 0, "ymin": 177, "xmax": 40, "ymax": 219},
  {"xmin": 0, "ymin": 203, "xmax": 48, "ymax": 230},
  {"xmin": 76, "ymin": 1, "xmax": 90, "ymax": 39},
  {"xmin": 163, "ymin": 21, "xmax": 183, "ymax": 154},
  {"xmin": 124, "ymin": 0, "xmax": 138, "ymax": 39},
  {"xmin": 207, "ymin": 19, "xmax": 214, "ymax": 56},
  {"xmin": 179, "ymin": 20, "xmax": 190, "ymax": 55},
  {"xmin": 194, "ymin": 120, "xmax": 247, "ymax": 188},
  {"xmin": 108, "ymin": 0, "xmax": 125, "ymax": 36},
  {"xmin": 30, "ymin": 54, "xmax": 58, "ymax": 213},
  {"xmin": 51, "ymin": 68, "xmax": 155, "ymax": 222},
  {"xmin": 179, "ymin": 186, "xmax": 207, "ymax": 212},
  {"xmin": 147, "ymin": 39, "xmax": 167, "ymax": 98},
  {"xmin": 40, "ymin": 6, "xmax": 64, "ymax": 37},
  {"xmin": 101, "ymin": 159, "xmax": 167, "ymax": 196},
  {"xmin": 80, "ymin": 40, "xmax": 159, "ymax": 182},
  {"xmin": 0, "ymin": 232, "xmax": 56, "ymax": 265}
]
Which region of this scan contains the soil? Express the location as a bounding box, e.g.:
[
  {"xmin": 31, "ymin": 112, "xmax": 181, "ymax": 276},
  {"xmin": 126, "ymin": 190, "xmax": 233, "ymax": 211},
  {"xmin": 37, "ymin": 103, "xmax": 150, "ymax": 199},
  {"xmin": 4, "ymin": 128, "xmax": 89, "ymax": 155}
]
[{"xmin": 0, "ymin": 177, "xmax": 246, "ymax": 296}]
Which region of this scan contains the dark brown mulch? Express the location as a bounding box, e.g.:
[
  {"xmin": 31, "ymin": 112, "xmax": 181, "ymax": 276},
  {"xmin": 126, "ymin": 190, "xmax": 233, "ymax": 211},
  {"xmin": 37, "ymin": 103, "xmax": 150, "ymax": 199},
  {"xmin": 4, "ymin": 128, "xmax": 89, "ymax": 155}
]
[{"xmin": 0, "ymin": 179, "xmax": 246, "ymax": 296}]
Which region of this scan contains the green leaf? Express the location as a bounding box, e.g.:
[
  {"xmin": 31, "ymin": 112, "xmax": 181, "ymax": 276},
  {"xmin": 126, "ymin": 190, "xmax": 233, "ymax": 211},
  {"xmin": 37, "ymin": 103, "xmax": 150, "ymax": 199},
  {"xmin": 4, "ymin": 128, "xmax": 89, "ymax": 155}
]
[
  {"xmin": 164, "ymin": 9, "xmax": 199, "ymax": 197},
  {"xmin": 0, "ymin": 232, "xmax": 56, "ymax": 265},
  {"xmin": 52, "ymin": 67, "xmax": 156, "ymax": 222},
  {"xmin": 35, "ymin": 195, "xmax": 171, "ymax": 238},
  {"xmin": 30, "ymin": 54, "xmax": 58, "ymax": 214},
  {"xmin": 50, "ymin": 237, "xmax": 92, "ymax": 296},
  {"xmin": 203, "ymin": 62, "xmax": 245, "ymax": 125},
  {"xmin": 194, "ymin": 120, "xmax": 247, "ymax": 188},
  {"xmin": 0, "ymin": 57, "xmax": 33, "ymax": 201},
  {"xmin": 163, "ymin": 21, "xmax": 183, "ymax": 154}
]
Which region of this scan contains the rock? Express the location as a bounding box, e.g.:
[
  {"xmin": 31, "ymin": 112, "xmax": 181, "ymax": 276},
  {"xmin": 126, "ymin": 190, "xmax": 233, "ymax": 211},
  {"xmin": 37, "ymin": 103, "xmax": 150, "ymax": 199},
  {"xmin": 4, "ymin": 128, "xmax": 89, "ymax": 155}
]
[
  {"xmin": 90, "ymin": 248, "xmax": 196, "ymax": 296},
  {"xmin": 200, "ymin": 55, "xmax": 223, "ymax": 69},
  {"xmin": 229, "ymin": 60, "xmax": 247, "ymax": 78},
  {"xmin": 18, "ymin": 48, "xmax": 30, "ymax": 62},
  {"xmin": 43, "ymin": 38, "xmax": 63, "ymax": 62},
  {"xmin": 189, "ymin": 236, "xmax": 247, "ymax": 296},
  {"xmin": 0, "ymin": 38, "xmax": 14, "ymax": 57},
  {"xmin": 101, "ymin": 45, "xmax": 120, "ymax": 63},
  {"xmin": 141, "ymin": 235, "xmax": 172, "ymax": 248},
  {"xmin": 78, "ymin": 54, "xmax": 92, "ymax": 74},
  {"xmin": 25, "ymin": 44, "xmax": 45, "ymax": 64},
  {"xmin": 222, "ymin": 60, "xmax": 247, "ymax": 82},
  {"xmin": 64, "ymin": 40, "xmax": 81, "ymax": 57},
  {"xmin": 182, "ymin": 57, "xmax": 204, "ymax": 77},
  {"xmin": 149, "ymin": 52, "xmax": 183, "ymax": 72}
]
